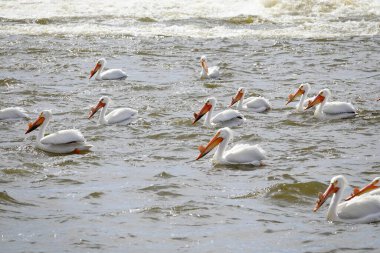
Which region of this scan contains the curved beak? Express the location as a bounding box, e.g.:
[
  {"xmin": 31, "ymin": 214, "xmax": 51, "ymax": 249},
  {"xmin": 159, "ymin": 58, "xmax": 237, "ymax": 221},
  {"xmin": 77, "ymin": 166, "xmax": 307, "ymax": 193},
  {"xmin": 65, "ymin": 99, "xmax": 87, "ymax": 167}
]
[
  {"xmin": 196, "ymin": 131, "xmax": 223, "ymax": 160},
  {"xmin": 313, "ymin": 183, "xmax": 339, "ymax": 212},
  {"xmin": 305, "ymin": 94, "xmax": 325, "ymax": 110},
  {"xmin": 88, "ymin": 101, "xmax": 106, "ymax": 119},
  {"xmin": 89, "ymin": 63, "xmax": 101, "ymax": 79},
  {"xmin": 192, "ymin": 103, "xmax": 212, "ymax": 124},
  {"xmin": 229, "ymin": 90, "xmax": 244, "ymax": 107},
  {"xmin": 345, "ymin": 181, "xmax": 379, "ymax": 201},
  {"xmin": 200, "ymin": 59, "xmax": 208, "ymax": 74},
  {"xmin": 25, "ymin": 115, "xmax": 45, "ymax": 134},
  {"xmin": 286, "ymin": 88, "xmax": 304, "ymax": 105}
]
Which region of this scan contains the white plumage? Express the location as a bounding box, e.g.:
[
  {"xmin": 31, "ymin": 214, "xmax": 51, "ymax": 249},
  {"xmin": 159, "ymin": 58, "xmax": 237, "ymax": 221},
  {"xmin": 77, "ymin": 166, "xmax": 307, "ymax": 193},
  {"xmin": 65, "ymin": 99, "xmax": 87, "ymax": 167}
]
[
  {"xmin": 199, "ymin": 55, "xmax": 220, "ymax": 79},
  {"xmin": 230, "ymin": 87, "xmax": 271, "ymax": 112},
  {"xmin": 0, "ymin": 107, "xmax": 28, "ymax": 120},
  {"xmin": 89, "ymin": 58, "xmax": 127, "ymax": 80},
  {"xmin": 88, "ymin": 96, "xmax": 138, "ymax": 125}
]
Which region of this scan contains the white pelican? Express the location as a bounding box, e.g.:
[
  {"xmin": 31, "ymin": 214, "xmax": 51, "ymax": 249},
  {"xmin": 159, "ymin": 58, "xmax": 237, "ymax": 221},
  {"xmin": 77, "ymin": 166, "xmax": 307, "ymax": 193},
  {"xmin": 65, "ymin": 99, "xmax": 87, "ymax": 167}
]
[
  {"xmin": 313, "ymin": 175, "xmax": 380, "ymax": 223},
  {"xmin": 305, "ymin": 88, "xmax": 356, "ymax": 119},
  {"xmin": 0, "ymin": 107, "xmax": 28, "ymax": 120},
  {"xmin": 89, "ymin": 58, "xmax": 127, "ymax": 80},
  {"xmin": 229, "ymin": 87, "xmax": 271, "ymax": 112},
  {"xmin": 200, "ymin": 55, "xmax": 220, "ymax": 80},
  {"xmin": 88, "ymin": 96, "xmax": 138, "ymax": 125},
  {"xmin": 25, "ymin": 110, "xmax": 92, "ymax": 154},
  {"xmin": 286, "ymin": 83, "xmax": 314, "ymax": 112},
  {"xmin": 345, "ymin": 177, "xmax": 380, "ymax": 201},
  {"xmin": 193, "ymin": 97, "xmax": 245, "ymax": 127},
  {"xmin": 196, "ymin": 127, "xmax": 266, "ymax": 165}
]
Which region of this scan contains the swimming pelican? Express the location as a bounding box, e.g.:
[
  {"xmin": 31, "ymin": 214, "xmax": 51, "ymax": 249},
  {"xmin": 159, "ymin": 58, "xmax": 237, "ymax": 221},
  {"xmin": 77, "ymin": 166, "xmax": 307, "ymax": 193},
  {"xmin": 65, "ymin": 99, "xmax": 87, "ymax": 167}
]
[
  {"xmin": 0, "ymin": 107, "xmax": 28, "ymax": 120},
  {"xmin": 88, "ymin": 96, "xmax": 138, "ymax": 125},
  {"xmin": 286, "ymin": 83, "xmax": 314, "ymax": 112},
  {"xmin": 196, "ymin": 127, "xmax": 266, "ymax": 165},
  {"xmin": 229, "ymin": 87, "xmax": 271, "ymax": 112},
  {"xmin": 89, "ymin": 58, "xmax": 127, "ymax": 80},
  {"xmin": 193, "ymin": 97, "xmax": 245, "ymax": 127},
  {"xmin": 305, "ymin": 88, "xmax": 356, "ymax": 119},
  {"xmin": 313, "ymin": 175, "xmax": 380, "ymax": 223},
  {"xmin": 345, "ymin": 177, "xmax": 380, "ymax": 201},
  {"xmin": 200, "ymin": 55, "xmax": 220, "ymax": 79},
  {"xmin": 25, "ymin": 110, "xmax": 92, "ymax": 154}
]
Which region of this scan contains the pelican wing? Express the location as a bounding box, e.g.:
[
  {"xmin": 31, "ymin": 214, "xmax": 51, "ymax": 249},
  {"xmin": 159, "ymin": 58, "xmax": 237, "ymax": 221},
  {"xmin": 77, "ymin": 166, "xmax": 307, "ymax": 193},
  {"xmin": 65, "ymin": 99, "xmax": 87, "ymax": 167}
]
[
  {"xmin": 208, "ymin": 66, "xmax": 220, "ymax": 79},
  {"xmin": 100, "ymin": 69, "xmax": 127, "ymax": 80},
  {"xmin": 224, "ymin": 144, "xmax": 266, "ymax": 164},
  {"xmin": 244, "ymin": 97, "xmax": 271, "ymax": 110},
  {"xmin": 40, "ymin": 129, "xmax": 86, "ymax": 145},
  {"xmin": 338, "ymin": 195, "xmax": 380, "ymax": 220},
  {"xmin": 0, "ymin": 107, "xmax": 28, "ymax": 119},
  {"xmin": 105, "ymin": 108, "xmax": 138, "ymax": 124},
  {"xmin": 322, "ymin": 102, "xmax": 356, "ymax": 115},
  {"xmin": 212, "ymin": 109, "xmax": 244, "ymax": 123}
]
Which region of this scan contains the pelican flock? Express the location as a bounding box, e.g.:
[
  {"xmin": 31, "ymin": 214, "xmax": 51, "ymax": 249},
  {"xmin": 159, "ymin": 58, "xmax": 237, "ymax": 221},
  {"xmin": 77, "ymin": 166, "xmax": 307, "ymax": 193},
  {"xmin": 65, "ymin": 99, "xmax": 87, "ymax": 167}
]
[
  {"xmin": 89, "ymin": 58, "xmax": 127, "ymax": 80},
  {"xmin": 193, "ymin": 97, "xmax": 245, "ymax": 127},
  {"xmin": 2, "ymin": 52, "xmax": 367, "ymax": 224},
  {"xmin": 88, "ymin": 96, "xmax": 138, "ymax": 125}
]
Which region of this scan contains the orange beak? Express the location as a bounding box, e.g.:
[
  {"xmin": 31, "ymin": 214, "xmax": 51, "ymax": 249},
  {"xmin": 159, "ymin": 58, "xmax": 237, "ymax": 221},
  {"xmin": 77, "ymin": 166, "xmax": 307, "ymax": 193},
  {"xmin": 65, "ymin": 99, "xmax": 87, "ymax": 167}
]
[
  {"xmin": 201, "ymin": 59, "xmax": 208, "ymax": 74},
  {"xmin": 345, "ymin": 181, "xmax": 379, "ymax": 201},
  {"xmin": 286, "ymin": 88, "xmax": 304, "ymax": 105},
  {"xmin": 88, "ymin": 100, "xmax": 106, "ymax": 119},
  {"xmin": 196, "ymin": 131, "xmax": 223, "ymax": 160},
  {"xmin": 313, "ymin": 183, "xmax": 339, "ymax": 212},
  {"xmin": 25, "ymin": 114, "xmax": 45, "ymax": 134},
  {"xmin": 305, "ymin": 94, "xmax": 325, "ymax": 110},
  {"xmin": 229, "ymin": 90, "xmax": 244, "ymax": 107},
  {"xmin": 192, "ymin": 102, "xmax": 212, "ymax": 124},
  {"xmin": 89, "ymin": 63, "xmax": 101, "ymax": 79}
]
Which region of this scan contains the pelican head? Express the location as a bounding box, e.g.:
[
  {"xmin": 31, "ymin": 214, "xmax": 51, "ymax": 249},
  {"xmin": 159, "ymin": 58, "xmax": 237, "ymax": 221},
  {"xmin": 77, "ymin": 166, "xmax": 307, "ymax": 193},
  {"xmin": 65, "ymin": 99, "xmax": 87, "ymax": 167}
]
[
  {"xmin": 314, "ymin": 175, "xmax": 348, "ymax": 212},
  {"xmin": 89, "ymin": 58, "xmax": 106, "ymax": 79},
  {"xmin": 88, "ymin": 96, "xmax": 110, "ymax": 119},
  {"xmin": 196, "ymin": 127, "xmax": 233, "ymax": 160},
  {"xmin": 305, "ymin": 88, "xmax": 331, "ymax": 110},
  {"xmin": 192, "ymin": 97, "xmax": 216, "ymax": 124},
  {"xmin": 286, "ymin": 83, "xmax": 311, "ymax": 105},
  {"xmin": 229, "ymin": 87, "xmax": 246, "ymax": 107},
  {"xmin": 25, "ymin": 110, "xmax": 52, "ymax": 134},
  {"xmin": 200, "ymin": 55, "xmax": 208, "ymax": 73},
  {"xmin": 345, "ymin": 177, "xmax": 380, "ymax": 201}
]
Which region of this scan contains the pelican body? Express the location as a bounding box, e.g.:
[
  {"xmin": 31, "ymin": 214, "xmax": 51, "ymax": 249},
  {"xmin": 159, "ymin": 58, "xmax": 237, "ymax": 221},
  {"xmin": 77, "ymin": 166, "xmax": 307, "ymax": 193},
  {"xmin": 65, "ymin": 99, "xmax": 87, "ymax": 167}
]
[
  {"xmin": 25, "ymin": 110, "xmax": 92, "ymax": 154},
  {"xmin": 305, "ymin": 89, "xmax": 356, "ymax": 119},
  {"xmin": 193, "ymin": 97, "xmax": 245, "ymax": 127},
  {"xmin": 89, "ymin": 58, "xmax": 127, "ymax": 80},
  {"xmin": 200, "ymin": 55, "xmax": 220, "ymax": 80},
  {"xmin": 0, "ymin": 107, "xmax": 28, "ymax": 120},
  {"xmin": 196, "ymin": 127, "xmax": 266, "ymax": 165},
  {"xmin": 314, "ymin": 175, "xmax": 380, "ymax": 223},
  {"xmin": 230, "ymin": 87, "xmax": 271, "ymax": 112},
  {"xmin": 88, "ymin": 96, "xmax": 138, "ymax": 125}
]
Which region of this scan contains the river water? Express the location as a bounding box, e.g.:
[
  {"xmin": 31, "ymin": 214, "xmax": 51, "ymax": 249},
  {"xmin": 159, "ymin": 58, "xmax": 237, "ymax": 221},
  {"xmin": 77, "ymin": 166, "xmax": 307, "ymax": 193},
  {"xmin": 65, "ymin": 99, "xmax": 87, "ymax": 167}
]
[{"xmin": 1, "ymin": 0, "xmax": 380, "ymax": 252}]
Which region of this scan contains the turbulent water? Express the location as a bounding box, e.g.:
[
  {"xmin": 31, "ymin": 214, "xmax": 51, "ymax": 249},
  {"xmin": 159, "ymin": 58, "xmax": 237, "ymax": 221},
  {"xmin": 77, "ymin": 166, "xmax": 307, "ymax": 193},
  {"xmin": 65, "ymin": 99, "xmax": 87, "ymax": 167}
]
[{"xmin": 1, "ymin": 0, "xmax": 380, "ymax": 252}]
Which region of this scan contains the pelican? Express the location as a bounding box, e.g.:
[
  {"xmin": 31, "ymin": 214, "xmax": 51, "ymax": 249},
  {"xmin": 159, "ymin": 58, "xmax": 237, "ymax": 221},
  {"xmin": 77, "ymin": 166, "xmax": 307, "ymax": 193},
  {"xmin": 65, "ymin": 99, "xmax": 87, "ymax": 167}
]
[
  {"xmin": 89, "ymin": 58, "xmax": 127, "ymax": 80},
  {"xmin": 229, "ymin": 87, "xmax": 271, "ymax": 112},
  {"xmin": 0, "ymin": 107, "xmax": 28, "ymax": 120},
  {"xmin": 200, "ymin": 55, "xmax": 220, "ymax": 79},
  {"xmin": 193, "ymin": 97, "xmax": 245, "ymax": 127},
  {"xmin": 305, "ymin": 88, "xmax": 356, "ymax": 119},
  {"xmin": 313, "ymin": 175, "xmax": 380, "ymax": 223},
  {"xmin": 196, "ymin": 127, "xmax": 266, "ymax": 165},
  {"xmin": 286, "ymin": 83, "xmax": 314, "ymax": 112},
  {"xmin": 345, "ymin": 177, "xmax": 380, "ymax": 201},
  {"xmin": 25, "ymin": 110, "xmax": 92, "ymax": 154},
  {"xmin": 88, "ymin": 96, "xmax": 138, "ymax": 125}
]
